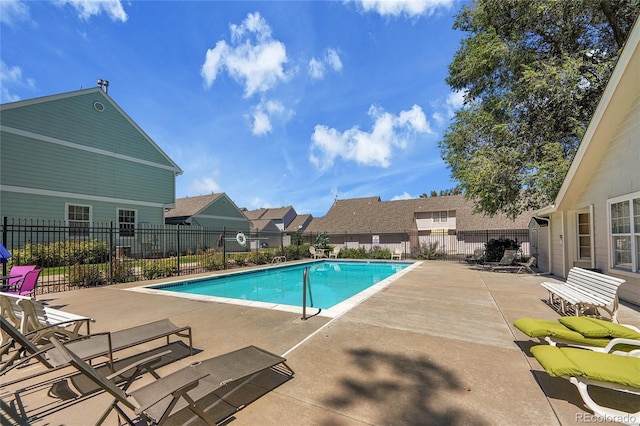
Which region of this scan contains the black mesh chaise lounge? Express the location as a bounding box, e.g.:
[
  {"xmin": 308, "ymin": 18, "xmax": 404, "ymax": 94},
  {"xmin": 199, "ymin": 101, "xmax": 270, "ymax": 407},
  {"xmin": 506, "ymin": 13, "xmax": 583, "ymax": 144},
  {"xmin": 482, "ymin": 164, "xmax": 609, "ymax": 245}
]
[{"xmin": 49, "ymin": 337, "xmax": 295, "ymax": 425}]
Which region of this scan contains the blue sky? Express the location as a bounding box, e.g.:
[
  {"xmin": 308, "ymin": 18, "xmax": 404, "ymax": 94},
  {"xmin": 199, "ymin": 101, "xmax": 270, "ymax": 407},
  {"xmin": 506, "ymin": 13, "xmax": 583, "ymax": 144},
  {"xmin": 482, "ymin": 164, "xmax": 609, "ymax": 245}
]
[{"xmin": 1, "ymin": 0, "xmax": 467, "ymax": 217}]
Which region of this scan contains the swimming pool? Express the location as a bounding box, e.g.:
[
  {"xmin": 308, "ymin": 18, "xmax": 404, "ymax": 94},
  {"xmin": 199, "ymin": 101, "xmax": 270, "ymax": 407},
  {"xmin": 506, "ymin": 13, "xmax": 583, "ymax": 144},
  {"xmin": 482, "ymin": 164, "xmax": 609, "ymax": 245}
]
[{"xmin": 130, "ymin": 260, "xmax": 417, "ymax": 318}]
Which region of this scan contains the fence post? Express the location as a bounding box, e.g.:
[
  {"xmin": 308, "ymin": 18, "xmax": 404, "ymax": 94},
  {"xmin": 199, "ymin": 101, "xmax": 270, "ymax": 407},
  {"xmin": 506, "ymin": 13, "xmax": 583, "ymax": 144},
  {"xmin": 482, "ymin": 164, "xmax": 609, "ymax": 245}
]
[
  {"xmin": 176, "ymin": 224, "xmax": 181, "ymax": 276},
  {"xmin": 223, "ymin": 227, "xmax": 227, "ymax": 270},
  {"xmin": 109, "ymin": 222, "xmax": 114, "ymax": 284},
  {"xmin": 2, "ymin": 216, "xmax": 7, "ymax": 276}
]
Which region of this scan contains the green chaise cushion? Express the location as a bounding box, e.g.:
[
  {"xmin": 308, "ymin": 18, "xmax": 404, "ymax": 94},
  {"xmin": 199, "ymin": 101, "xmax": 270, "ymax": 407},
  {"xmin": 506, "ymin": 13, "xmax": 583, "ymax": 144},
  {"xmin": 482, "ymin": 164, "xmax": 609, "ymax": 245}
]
[
  {"xmin": 513, "ymin": 318, "xmax": 610, "ymax": 347},
  {"xmin": 531, "ymin": 345, "xmax": 640, "ymax": 389},
  {"xmin": 558, "ymin": 317, "xmax": 640, "ymax": 340}
]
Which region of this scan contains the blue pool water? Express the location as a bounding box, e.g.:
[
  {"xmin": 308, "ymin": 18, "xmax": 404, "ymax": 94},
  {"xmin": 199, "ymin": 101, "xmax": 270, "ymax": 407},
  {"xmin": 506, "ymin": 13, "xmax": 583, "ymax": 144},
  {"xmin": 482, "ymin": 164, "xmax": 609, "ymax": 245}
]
[{"xmin": 150, "ymin": 260, "xmax": 411, "ymax": 310}]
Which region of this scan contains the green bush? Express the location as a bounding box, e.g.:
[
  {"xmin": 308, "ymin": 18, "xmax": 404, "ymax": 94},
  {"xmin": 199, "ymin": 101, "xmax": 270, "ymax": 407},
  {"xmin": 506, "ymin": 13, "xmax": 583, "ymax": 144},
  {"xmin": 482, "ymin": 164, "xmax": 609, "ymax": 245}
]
[
  {"xmin": 67, "ymin": 263, "xmax": 105, "ymax": 287},
  {"xmin": 370, "ymin": 246, "xmax": 392, "ymax": 259},
  {"xmin": 199, "ymin": 250, "xmax": 224, "ymax": 271},
  {"xmin": 417, "ymin": 242, "xmax": 443, "ymax": 260},
  {"xmin": 340, "ymin": 246, "xmax": 370, "ymax": 259},
  {"xmin": 111, "ymin": 259, "xmax": 136, "ymax": 283},
  {"xmin": 9, "ymin": 239, "xmax": 109, "ymax": 267},
  {"xmin": 484, "ymin": 238, "xmax": 520, "ymax": 262},
  {"xmin": 282, "ymin": 244, "xmax": 305, "ymax": 260},
  {"xmin": 230, "ymin": 253, "xmax": 249, "ymax": 267},
  {"xmin": 142, "ymin": 259, "xmax": 178, "ymax": 280}
]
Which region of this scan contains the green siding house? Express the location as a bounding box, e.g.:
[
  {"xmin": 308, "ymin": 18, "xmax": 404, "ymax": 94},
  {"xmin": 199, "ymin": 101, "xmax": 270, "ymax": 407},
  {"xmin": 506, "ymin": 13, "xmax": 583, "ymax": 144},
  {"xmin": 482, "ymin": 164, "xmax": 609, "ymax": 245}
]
[
  {"xmin": 0, "ymin": 88, "xmax": 182, "ymax": 230},
  {"xmin": 165, "ymin": 193, "xmax": 250, "ymax": 231}
]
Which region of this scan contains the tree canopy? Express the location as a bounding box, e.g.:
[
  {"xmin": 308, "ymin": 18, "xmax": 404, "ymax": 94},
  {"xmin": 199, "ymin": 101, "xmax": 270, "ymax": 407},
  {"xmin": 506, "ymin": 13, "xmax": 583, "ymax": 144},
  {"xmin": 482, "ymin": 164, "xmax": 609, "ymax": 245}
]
[{"xmin": 440, "ymin": 0, "xmax": 639, "ymax": 218}]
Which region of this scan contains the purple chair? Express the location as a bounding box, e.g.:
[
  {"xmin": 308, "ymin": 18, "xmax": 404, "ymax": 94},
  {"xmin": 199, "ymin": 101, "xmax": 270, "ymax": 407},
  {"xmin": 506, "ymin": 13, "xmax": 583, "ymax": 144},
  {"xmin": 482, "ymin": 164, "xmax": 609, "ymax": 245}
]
[
  {"xmin": 5, "ymin": 268, "xmax": 41, "ymax": 297},
  {"xmin": 4, "ymin": 265, "xmax": 37, "ymax": 290}
]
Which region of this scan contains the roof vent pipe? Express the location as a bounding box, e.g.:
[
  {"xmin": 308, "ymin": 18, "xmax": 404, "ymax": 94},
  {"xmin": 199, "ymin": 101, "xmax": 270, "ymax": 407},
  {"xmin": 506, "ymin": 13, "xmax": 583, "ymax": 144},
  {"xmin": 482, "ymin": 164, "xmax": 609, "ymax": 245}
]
[{"xmin": 97, "ymin": 78, "xmax": 109, "ymax": 94}]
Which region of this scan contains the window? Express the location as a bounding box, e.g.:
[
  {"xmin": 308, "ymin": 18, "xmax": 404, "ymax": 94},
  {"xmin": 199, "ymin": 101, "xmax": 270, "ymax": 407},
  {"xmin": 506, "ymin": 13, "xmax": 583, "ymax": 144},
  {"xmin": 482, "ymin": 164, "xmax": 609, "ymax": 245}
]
[
  {"xmin": 577, "ymin": 212, "xmax": 591, "ymax": 260},
  {"xmin": 432, "ymin": 211, "xmax": 448, "ymax": 223},
  {"xmin": 67, "ymin": 204, "xmax": 91, "ymax": 239},
  {"xmin": 609, "ymin": 193, "xmax": 640, "ymax": 272},
  {"xmin": 118, "ymin": 209, "xmax": 136, "ymax": 238}
]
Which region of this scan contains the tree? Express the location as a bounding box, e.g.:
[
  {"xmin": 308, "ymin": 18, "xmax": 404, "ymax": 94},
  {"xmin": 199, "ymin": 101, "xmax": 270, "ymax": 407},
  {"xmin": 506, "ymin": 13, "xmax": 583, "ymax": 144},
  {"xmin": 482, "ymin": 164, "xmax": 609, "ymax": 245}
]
[{"xmin": 440, "ymin": 0, "xmax": 639, "ymax": 218}]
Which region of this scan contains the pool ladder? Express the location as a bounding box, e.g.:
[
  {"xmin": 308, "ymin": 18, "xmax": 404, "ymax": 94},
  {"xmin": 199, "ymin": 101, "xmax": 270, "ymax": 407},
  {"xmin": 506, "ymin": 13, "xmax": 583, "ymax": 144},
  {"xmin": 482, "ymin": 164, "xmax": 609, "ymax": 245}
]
[{"xmin": 301, "ymin": 267, "xmax": 321, "ymax": 320}]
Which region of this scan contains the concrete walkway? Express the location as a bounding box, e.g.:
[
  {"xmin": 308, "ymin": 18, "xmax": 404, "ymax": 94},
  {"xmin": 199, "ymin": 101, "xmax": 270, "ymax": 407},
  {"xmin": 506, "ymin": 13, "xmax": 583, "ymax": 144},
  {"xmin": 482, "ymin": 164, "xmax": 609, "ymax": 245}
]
[{"xmin": 2, "ymin": 261, "xmax": 639, "ymax": 425}]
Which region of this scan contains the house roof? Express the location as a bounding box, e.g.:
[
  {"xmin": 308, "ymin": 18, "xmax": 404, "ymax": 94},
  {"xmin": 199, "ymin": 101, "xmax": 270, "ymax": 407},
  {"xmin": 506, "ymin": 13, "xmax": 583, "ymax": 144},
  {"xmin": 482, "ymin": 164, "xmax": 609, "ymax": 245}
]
[
  {"xmin": 306, "ymin": 195, "xmax": 531, "ymax": 234},
  {"xmin": 0, "ymin": 87, "xmax": 183, "ymax": 176},
  {"xmin": 165, "ymin": 193, "xmax": 225, "ymax": 218},
  {"xmin": 285, "ymin": 214, "xmax": 313, "ymax": 232},
  {"xmin": 536, "ymin": 17, "xmax": 640, "ymax": 215},
  {"xmin": 259, "ymin": 206, "xmax": 296, "ymax": 220},
  {"xmin": 243, "ymin": 206, "xmax": 296, "ymax": 221},
  {"xmin": 243, "ymin": 208, "xmax": 268, "ymax": 220},
  {"xmin": 251, "ymin": 218, "xmax": 282, "ymax": 233}
]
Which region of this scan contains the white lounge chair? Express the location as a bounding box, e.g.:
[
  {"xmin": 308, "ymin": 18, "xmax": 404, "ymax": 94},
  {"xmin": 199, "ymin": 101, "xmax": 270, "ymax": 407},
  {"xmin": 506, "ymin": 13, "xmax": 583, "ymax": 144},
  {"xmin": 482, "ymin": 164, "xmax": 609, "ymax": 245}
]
[
  {"xmin": 328, "ymin": 246, "xmax": 341, "ymax": 259},
  {"xmin": 309, "ymin": 246, "xmax": 325, "ymax": 259},
  {"xmin": 391, "ymin": 248, "xmax": 402, "ymax": 260}
]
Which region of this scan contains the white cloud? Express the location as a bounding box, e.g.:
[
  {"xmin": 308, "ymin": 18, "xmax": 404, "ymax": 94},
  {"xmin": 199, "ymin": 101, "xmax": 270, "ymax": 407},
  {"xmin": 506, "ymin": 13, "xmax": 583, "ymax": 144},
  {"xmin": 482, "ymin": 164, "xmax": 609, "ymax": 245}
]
[
  {"xmin": 431, "ymin": 112, "xmax": 444, "ymax": 126},
  {"xmin": 57, "ymin": 0, "xmax": 128, "ymax": 22},
  {"xmin": 249, "ymin": 99, "xmax": 292, "ymax": 136},
  {"xmin": 308, "ymin": 48, "xmax": 343, "ymax": 80},
  {"xmin": 201, "ymin": 12, "xmax": 290, "ymax": 98},
  {"xmin": 0, "ymin": 60, "xmax": 36, "ymax": 103},
  {"xmin": 445, "ymin": 89, "xmax": 466, "ymax": 117},
  {"xmin": 353, "ymin": 0, "xmax": 454, "ymax": 18},
  {"xmin": 391, "ymin": 192, "xmax": 414, "ymax": 200},
  {"xmin": 310, "ymin": 104, "xmax": 431, "ymax": 171},
  {"xmin": 189, "ymin": 176, "xmax": 221, "ymax": 194},
  {"xmin": 0, "ymin": 0, "xmax": 30, "ymax": 26}
]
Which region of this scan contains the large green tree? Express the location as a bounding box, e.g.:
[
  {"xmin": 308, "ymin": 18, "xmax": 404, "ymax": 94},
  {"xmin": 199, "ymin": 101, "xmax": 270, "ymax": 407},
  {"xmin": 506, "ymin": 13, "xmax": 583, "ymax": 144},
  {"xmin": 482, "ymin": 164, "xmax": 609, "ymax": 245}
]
[{"xmin": 440, "ymin": 0, "xmax": 639, "ymax": 219}]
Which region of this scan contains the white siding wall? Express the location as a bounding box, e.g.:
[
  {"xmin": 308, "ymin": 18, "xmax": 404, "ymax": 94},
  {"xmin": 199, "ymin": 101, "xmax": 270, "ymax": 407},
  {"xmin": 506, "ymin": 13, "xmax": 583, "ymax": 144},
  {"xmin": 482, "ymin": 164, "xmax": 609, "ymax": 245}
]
[{"xmin": 574, "ymin": 92, "xmax": 640, "ymax": 304}]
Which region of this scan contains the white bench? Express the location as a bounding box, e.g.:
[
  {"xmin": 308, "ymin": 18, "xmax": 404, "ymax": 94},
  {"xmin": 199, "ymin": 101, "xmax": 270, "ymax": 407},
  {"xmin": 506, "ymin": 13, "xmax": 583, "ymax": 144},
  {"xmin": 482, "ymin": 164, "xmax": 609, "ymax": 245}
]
[
  {"xmin": 540, "ymin": 267, "xmax": 625, "ymax": 323},
  {"xmin": 0, "ymin": 293, "xmax": 93, "ymax": 344}
]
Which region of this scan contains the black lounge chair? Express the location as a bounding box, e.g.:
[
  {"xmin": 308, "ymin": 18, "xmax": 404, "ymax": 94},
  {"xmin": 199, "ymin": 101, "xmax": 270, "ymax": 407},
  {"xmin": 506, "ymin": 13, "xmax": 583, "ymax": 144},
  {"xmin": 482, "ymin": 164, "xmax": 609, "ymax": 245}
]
[
  {"xmin": 1, "ymin": 316, "xmax": 192, "ymax": 378},
  {"xmin": 49, "ymin": 337, "xmax": 295, "ymax": 425}
]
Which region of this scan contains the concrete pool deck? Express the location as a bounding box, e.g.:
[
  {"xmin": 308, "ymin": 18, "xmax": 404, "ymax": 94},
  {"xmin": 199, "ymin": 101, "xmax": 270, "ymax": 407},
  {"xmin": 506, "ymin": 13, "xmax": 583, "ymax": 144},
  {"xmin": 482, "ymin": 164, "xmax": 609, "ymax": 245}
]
[{"xmin": 2, "ymin": 261, "xmax": 639, "ymax": 425}]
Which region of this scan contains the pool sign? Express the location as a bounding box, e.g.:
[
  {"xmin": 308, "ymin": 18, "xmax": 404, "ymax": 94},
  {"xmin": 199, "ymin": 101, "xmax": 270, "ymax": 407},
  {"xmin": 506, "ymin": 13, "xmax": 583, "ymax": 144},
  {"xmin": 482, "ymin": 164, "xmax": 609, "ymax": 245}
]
[{"xmin": 372, "ymin": 235, "xmax": 379, "ymax": 245}]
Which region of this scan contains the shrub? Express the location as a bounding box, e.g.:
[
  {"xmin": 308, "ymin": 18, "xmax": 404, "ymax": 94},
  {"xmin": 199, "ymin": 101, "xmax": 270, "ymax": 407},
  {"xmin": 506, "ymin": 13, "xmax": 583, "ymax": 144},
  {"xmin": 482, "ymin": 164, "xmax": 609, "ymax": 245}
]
[
  {"xmin": 283, "ymin": 244, "xmax": 305, "ymax": 260},
  {"xmin": 370, "ymin": 246, "xmax": 392, "ymax": 259},
  {"xmin": 314, "ymin": 231, "xmax": 329, "ymax": 248},
  {"xmin": 417, "ymin": 242, "xmax": 443, "ymax": 260},
  {"xmin": 111, "ymin": 259, "xmax": 136, "ymax": 283},
  {"xmin": 9, "ymin": 239, "xmax": 109, "ymax": 267},
  {"xmin": 199, "ymin": 250, "xmax": 224, "ymax": 271},
  {"xmin": 142, "ymin": 259, "xmax": 178, "ymax": 280},
  {"xmin": 67, "ymin": 263, "xmax": 105, "ymax": 287},
  {"xmin": 484, "ymin": 238, "xmax": 520, "ymax": 262},
  {"xmin": 340, "ymin": 246, "xmax": 369, "ymax": 259}
]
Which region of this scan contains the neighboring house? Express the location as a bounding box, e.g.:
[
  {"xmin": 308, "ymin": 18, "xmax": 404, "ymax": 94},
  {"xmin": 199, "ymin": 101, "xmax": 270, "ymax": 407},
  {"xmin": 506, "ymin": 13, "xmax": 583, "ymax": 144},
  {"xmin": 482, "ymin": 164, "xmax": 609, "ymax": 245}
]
[
  {"xmin": 243, "ymin": 206, "xmax": 299, "ymax": 248},
  {"xmin": 244, "ymin": 206, "xmax": 297, "ymax": 232},
  {"xmin": 306, "ymin": 195, "xmax": 531, "ymax": 256},
  {"xmin": 164, "ymin": 193, "xmax": 251, "ymax": 252},
  {"xmin": 533, "ymin": 19, "xmax": 640, "ymax": 305},
  {"xmin": 165, "ymin": 193, "xmax": 250, "ymax": 229},
  {"xmin": 0, "ymin": 87, "xmax": 182, "ymax": 244},
  {"xmin": 285, "ymin": 214, "xmax": 313, "ymax": 234}
]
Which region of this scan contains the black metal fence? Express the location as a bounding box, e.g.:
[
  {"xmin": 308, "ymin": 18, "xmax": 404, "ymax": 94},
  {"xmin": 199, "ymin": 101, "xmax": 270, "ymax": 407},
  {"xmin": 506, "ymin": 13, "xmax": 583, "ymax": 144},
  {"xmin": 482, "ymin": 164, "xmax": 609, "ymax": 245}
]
[{"xmin": 2, "ymin": 217, "xmax": 530, "ymax": 295}]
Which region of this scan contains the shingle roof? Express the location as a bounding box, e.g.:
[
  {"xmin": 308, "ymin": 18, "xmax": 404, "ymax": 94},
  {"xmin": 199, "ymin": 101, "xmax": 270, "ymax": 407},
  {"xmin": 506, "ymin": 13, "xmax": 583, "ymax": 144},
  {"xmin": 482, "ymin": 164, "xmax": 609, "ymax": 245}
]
[
  {"xmin": 243, "ymin": 206, "xmax": 296, "ymax": 221},
  {"xmin": 251, "ymin": 218, "xmax": 281, "ymax": 232},
  {"xmin": 285, "ymin": 214, "xmax": 313, "ymax": 232},
  {"xmin": 243, "ymin": 208, "xmax": 268, "ymax": 220},
  {"xmin": 165, "ymin": 194, "xmax": 224, "ymax": 218},
  {"xmin": 305, "ymin": 195, "xmax": 531, "ymax": 233}
]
